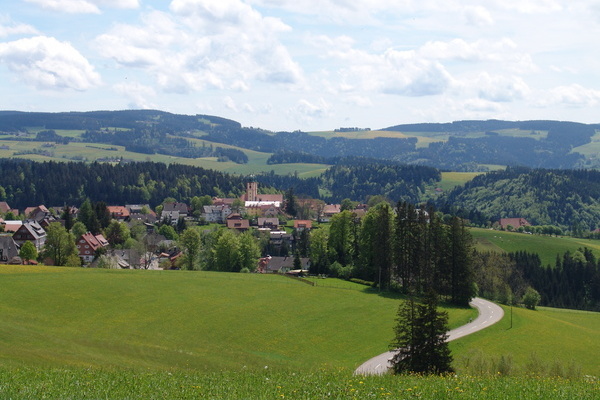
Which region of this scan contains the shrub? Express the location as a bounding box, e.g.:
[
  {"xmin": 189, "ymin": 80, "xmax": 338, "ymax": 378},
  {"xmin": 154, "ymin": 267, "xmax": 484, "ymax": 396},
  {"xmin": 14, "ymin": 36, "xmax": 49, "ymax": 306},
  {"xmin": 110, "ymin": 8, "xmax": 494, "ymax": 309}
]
[{"xmin": 523, "ymin": 287, "xmax": 541, "ymax": 310}]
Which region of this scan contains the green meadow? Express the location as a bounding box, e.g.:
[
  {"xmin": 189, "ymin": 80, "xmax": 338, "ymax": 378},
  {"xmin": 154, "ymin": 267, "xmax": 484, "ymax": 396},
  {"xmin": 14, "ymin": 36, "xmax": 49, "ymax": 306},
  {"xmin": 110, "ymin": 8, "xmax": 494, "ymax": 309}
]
[
  {"xmin": 1, "ymin": 265, "xmax": 599, "ymax": 398},
  {"xmin": 470, "ymin": 227, "xmax": 600, "ymax": 266}
]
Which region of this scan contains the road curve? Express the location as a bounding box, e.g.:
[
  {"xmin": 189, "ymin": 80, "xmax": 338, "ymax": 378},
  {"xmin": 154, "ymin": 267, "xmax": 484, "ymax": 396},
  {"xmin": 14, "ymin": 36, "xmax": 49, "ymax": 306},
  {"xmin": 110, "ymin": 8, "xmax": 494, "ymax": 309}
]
[{"xmin": 354, "ymin": 297, "xmax": 504, "ymax": 375}]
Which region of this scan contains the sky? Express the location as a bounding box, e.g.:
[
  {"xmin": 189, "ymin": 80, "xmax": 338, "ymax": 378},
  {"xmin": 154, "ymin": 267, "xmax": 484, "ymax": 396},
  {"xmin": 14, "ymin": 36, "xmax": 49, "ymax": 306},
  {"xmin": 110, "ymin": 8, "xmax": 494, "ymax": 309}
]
[{"xmin": 1, "ymin": 1, "xmax": 600, "ymax": 132}]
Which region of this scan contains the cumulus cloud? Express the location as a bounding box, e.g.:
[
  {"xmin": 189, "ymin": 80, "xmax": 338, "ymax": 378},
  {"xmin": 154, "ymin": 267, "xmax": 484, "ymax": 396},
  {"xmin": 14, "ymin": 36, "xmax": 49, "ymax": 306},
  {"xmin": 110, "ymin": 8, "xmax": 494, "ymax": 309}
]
[
  {"xmin": 294, "ymin": 98, "xmax": 331, "ymax": 122},
  {"xmin": 463, "ymin": 6, "xmax": 494, "ymax": 26},
  {"xmin": 114, "ymin": 81, "xmax": 156, "ymax": 109},
  {"xmin": 539, "ymin": 84, "xmax": 600, "ymax": 107},
  {"xmin": 0, "ymin": 36, "xmax": 101, "ymax": 90},
  {"xmin": 475, "ymin": 73, "xmax": 530, "ymax": 102},
  {"xmin": 95, "ymin": 1, "xmax": 302, "ymax": 94},
  {"xmin": 0, "ymin": 15, "xmax": 39, "ymax": 38},
  {"xmin": 22, "ymin": 0, "xmax": 139, "ymax": 14}
]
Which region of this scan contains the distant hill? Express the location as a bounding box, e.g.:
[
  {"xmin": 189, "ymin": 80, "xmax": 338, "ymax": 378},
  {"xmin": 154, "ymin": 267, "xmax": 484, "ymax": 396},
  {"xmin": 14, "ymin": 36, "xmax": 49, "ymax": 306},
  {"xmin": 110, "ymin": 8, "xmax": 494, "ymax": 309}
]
[
  {"xmin": 2, "ymin": 111, "xmax": 598, "ymax": 170},
  {"xmin": 438, "ymin": 167, "xmax": 600, "ymax": 231}
]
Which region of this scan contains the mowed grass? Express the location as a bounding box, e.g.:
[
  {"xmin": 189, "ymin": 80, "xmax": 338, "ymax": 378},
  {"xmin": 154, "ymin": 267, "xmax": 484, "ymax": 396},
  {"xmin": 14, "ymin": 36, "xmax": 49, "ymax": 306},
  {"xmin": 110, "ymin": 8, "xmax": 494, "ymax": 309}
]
[
  {"xmin": 0, "ymin": 265, "xmax": 471, "ymax": 373},
  {"xmin": 470, "ymin": 227, "xmax": 600, "ymax": 266},
  {"xmin": 450, "ymin": 305, "xmax": 600, "ymax": 377}
]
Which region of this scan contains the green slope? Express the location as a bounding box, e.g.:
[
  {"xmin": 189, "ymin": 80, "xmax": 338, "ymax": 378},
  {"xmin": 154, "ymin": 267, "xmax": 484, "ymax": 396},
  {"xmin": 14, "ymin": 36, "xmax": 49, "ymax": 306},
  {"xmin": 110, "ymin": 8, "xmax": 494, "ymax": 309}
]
[
  {"xmin": 0, "ymin": 265, "xmax": 469, "ymax": 372},
  {"xmin": 471, "ymin": 227, "xmax": 600, "ymax": 266}
]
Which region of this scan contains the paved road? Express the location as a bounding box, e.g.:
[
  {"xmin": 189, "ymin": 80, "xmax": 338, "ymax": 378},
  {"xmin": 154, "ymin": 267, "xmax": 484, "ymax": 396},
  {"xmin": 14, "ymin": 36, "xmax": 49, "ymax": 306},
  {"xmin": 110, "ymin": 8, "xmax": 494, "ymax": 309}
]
[{"xmin": 354, "ymin": 297, "xmax": 504, "ymax": 375}]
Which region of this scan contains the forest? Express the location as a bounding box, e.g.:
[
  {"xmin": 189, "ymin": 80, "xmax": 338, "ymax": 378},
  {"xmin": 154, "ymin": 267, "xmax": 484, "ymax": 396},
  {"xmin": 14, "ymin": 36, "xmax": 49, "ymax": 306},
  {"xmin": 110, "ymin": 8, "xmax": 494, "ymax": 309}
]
[
  {"xmin": 1, "ymin": 110, "xmax": 597, "ymax": 169},
  {"xmin": 438, "ymin": 167, "xmax": 600, "ymax": 231}
]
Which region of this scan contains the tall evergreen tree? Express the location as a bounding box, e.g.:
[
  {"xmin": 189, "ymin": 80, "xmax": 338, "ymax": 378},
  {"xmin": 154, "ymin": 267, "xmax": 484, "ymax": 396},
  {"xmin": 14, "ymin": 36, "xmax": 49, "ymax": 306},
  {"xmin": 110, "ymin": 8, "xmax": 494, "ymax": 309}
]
[
  {"xmin": 358, "ymin": 202, "xmax": 394, "ymax": 288},
  {"xmin": 390, "ymin": 290, "xmax": 453, "ymax": 375},
  {"xmin": 448, "ymin": 217, "xmax": 476, "ymax": 306}
]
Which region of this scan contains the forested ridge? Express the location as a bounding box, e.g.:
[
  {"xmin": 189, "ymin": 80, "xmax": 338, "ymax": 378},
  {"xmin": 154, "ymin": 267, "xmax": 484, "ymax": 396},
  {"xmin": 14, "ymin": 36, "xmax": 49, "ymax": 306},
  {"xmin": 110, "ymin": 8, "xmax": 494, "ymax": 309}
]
[
  {"xmin": 439, "ymin": 167, "xmax": 600, "ymax": 230},
  {"xmin": 1, "ymin": 110, "xmax": 598, "ymax": 169},
  {"xmin": 0, "ymin": 160, "xmax": 250, "ymax": 208}
]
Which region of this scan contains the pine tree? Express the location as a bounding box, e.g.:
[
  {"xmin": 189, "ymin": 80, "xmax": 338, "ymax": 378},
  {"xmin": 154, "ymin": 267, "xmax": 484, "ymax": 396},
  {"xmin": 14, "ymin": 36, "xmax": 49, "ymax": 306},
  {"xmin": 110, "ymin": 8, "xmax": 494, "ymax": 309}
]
[{"xmin": 389, "ymin": 290, "xmax": 453, "ymax": 375}]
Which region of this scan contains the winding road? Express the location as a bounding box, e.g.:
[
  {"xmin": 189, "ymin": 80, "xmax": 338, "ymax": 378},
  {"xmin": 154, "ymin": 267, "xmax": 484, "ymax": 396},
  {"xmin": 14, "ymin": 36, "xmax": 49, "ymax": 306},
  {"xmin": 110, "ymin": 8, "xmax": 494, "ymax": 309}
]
[{"xmin": 354, "ymin": 297, "xmax": 504, "ymax": 375}]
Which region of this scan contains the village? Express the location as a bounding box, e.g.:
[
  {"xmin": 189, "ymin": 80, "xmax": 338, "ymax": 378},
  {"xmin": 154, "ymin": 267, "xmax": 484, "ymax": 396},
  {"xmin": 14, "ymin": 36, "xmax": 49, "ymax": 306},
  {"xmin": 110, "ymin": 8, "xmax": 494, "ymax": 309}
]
[{"xmin": 0, "ymin": 181, "xmax": 361, "ymax": 273}]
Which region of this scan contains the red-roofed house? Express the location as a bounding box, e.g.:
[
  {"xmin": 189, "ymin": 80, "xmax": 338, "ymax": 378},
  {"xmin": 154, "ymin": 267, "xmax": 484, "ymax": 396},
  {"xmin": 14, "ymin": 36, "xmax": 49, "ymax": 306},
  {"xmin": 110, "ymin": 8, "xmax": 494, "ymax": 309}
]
[
  {"xmin": 107, "ymin": 206, "xmax": 130, "ymax": 221},
  {"xmin": 76, "ymin": 232, "xmax": 110, "ymax": 263},
  {"xmin": 499, "ymin": 218, "xmax": 531, "ymax": 230},
  {"xmin": 293, "ymin": 220, "xmax": 313, "ymax": 231},
  {"xmin": 226, "ymin": 214, "xmax": 250, "ymax": 231}
]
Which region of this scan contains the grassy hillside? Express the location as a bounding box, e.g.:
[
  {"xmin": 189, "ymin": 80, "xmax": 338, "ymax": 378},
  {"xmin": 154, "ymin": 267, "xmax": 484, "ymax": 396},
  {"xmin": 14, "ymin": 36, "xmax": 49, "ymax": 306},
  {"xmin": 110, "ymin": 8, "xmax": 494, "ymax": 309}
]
[
  {"xmin": 470, "ymin": 228, "xmax": 600, "ymax": 266},
  {"xmin": 0, "ymin": 265, "xmax": 473, "ymax": 372},
  {"xmin": 451, "ymin": 305, "xmax": 600, "ymax": 377}
]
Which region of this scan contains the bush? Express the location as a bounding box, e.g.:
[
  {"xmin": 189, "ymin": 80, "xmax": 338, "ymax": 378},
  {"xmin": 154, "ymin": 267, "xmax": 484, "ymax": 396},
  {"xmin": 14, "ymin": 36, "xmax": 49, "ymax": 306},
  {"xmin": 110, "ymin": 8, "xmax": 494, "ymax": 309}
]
[
  {"xmin": 349, "ymin": 278, "xmax": 375, "ymax": 287},
  {"xmin": 523, "ymin": 286, "xmax": 541, "ymax": 310}
]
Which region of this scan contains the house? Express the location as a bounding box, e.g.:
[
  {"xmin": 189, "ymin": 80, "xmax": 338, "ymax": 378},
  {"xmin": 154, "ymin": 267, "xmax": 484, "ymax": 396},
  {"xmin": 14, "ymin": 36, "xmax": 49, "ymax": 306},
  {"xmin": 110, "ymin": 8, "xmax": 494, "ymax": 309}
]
[
  {"xmin": 262, "ymin": 256, "xmax": 310, "ymax": 274},
  {"xmin": 499, "ymin": 218, "xmax": 531, "ymax": 230},
  {"xmin": 293, "ymin": 220, "xmax": 313, "ymax": 231},
  {"xmin": 107, "ymin": 206, "xmax": 130, "ymax": 221},
  {"xmin": 226, "ymin": 214, "xmax": 250, "ymax": 231},
  {"xmin": 76, "ymin": 232, "xmax": 109, "ymax": 263},
  {"xmin": 24, "ymin": 205, "xmax": 50, "ymax": 223},
  {"xmin": 320, "ymin": 204, "xmax": 341, "ymax": 222},
  {"xmin": 0, "ymin": 236, "xmax": 19, "ymax": 264},
  {"xmin": 13, "ymin": 221, "xmax": 46, "ymax": 250},
  {"xmin": 163, "ymin": 202, "xmax": 189, "ymax": 218},
  {"xmin": 0, "ymin": 201, "xmax": 18, "ymax": 216},
  {"xmin": 161, "ymin": 210, "xmax": 180, "ymax": 225},
  {"xmin": 202, "ymin": 205, "xmax": 232, "ymax": 224},
  {"xmin": 258, "ymin": 217, "xmax": 279, "ymax": 230},
  {"xmin": 1, "ymin": 220, "xmax": 23, "ymax": 233}
]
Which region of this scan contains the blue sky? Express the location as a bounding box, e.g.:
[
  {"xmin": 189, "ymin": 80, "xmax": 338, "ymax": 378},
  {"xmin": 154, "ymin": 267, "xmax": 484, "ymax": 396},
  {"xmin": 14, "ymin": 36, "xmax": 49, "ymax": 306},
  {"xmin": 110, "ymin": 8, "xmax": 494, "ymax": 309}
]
[{"xmin": 1, "ymin": 0, "xmax": 600, "ymax": 131}]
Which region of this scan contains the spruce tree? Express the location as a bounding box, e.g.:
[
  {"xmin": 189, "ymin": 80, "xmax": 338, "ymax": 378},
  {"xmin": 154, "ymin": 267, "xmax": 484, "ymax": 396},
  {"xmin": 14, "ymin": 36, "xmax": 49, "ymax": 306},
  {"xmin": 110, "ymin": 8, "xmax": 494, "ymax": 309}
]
[{"xmin": 389, "ymin": 290, "xmax": 453, "ymax": 375}]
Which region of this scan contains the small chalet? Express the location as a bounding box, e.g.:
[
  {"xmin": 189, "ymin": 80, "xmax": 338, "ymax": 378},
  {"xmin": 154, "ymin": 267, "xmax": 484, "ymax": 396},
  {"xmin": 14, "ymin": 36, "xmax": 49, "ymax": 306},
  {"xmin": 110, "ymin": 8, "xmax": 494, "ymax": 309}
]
[
  {"xmin": 0, "ymin": 236, "xmax": 19, "ymax": 264},
  {"xmin": 293, "ymin": 220, "xmax": 312, "ymax": 231},
  {"xmin": 258, "ymin": 217, "xmax": 279, "ymax": 230},
  {"xmin": 262, "ymin": 256, "xmax": 310, "ymax": 274},
  {"xmin": 77, "ymin": 232, "xmax": 109, "ymax": 263},
  {"xmin": 202, "ymin": 205, "xmax": 232, "ymax": 224},
  {"xmin": 24, "ymin": 205, "xmax": 50, "ymax": 223},
  {"xmin": 226, "ymin": 214, "xmax": 250, "ymax": 231},
  {"xmin": 163, "ymin": 202, "xmax": 189, "ymax": 218},
  {"xmin": 107, "ymin": 206, "xmax": 130, "ymax": 221},
  {"xmin": 499, "ymin": 218, "xmax": 531, "ymax": 230},
  {"xmin": 1, "ymin": 220, "xmax": 23, "ymax": 233},
  {"xmin": 320, "ymin": 204, "xmax": 341, "ymax": 222},
  {"xmin": 0, "ymin": 201, "xmax": 18, "ymax": 216},
  {"xmin": 13, "ymin": 221, "xmax": 46, "ymax": 250}
]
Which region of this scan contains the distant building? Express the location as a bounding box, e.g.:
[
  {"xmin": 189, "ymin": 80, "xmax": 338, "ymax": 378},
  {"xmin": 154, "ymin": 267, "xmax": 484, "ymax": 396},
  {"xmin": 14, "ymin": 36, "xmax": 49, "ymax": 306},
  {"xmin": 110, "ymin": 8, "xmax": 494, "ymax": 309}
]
[
  {"xmin": 499, "ymin": 218, "xmax": 531, "ymax": 230},
  {"xmin": 13, "ymin": 221, "xmax": 46, "ymax": 250},
  {"xmin": 76, "ymin": 232, "xmax": 109, "ymax": 263}
]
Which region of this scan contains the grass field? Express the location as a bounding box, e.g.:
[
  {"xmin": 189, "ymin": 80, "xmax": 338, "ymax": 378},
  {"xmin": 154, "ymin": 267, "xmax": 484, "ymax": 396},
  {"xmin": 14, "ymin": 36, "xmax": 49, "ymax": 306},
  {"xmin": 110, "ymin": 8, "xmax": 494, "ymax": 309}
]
[
  {"xmin": 0, "ymin": 265, "xmax": 472, "ymax": 372},
  {"xmin": 1, "ymin": 265, "xmax": 599, "ymax": 398},
  {"xmin": 470, "ymin": 228, "xmax": 600, "ymax": 266},
  {"xmin": 451, "ymin": 305, "xmax": 600, "ymax": 377},
  {"xmin": 0, "ymin": 367, "xmax": 597, "ymax": 399}
]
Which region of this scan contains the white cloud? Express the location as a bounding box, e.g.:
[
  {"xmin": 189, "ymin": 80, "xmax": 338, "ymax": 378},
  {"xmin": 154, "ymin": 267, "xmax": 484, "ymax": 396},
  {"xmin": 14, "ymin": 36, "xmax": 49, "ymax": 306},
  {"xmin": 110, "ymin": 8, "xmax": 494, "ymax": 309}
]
[
  {"xmin": 0, "ymin": 15, "xmax": 39, "ymax": 38},
  {"xmin": 114, "ymin": 81, "xmax": 156, "ymax": 109},
  {"xmin": 539, "ymin": 84, "xmax": 600, "ymax": 108},
  {"xmin": 22, "ymin": 0, "xmax": 139, "ymax": 14},
  {"xmin": 463, "ymin": 6, "xmax": 494, "ymax": 27},
  {"xmin": 475, "ymin": 73, "xmax": 530, "ymax": 102},
  {"xmin": 0, "ymin": 36, "xmax": 101, "ymax": 90},
  {"xmin": 294, "ymin": 98, "xmax": 331, "ymax": 122},
  {"xmin": 95, "ymin": 1, "xmax": 302, "ymax": 94},
  {"xmin": 223, "ymin": 96, "xmax": 238, "ymax": 111}
]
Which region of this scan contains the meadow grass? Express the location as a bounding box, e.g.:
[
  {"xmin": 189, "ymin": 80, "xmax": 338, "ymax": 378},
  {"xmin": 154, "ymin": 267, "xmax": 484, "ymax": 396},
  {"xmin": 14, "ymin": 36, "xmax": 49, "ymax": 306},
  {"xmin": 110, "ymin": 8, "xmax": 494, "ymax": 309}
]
[
  {"xmin": 0, "ymin": 367, "xmax": 597, "ymax": 399},
  {"xmin": 450, "ymin": 305, "xmax": 600, "ymax": 377},
  {"xmin": 470, "ymin": 227, "xmax": 600, "ymax": 266}
]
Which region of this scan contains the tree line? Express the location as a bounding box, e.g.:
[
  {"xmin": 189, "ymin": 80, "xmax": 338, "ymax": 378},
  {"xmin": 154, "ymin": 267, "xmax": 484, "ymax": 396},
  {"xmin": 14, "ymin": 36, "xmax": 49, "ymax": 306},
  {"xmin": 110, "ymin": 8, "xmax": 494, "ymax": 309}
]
[{"xmin": 310, "ymin": 202, "xmax": 475, "ymax": 306}]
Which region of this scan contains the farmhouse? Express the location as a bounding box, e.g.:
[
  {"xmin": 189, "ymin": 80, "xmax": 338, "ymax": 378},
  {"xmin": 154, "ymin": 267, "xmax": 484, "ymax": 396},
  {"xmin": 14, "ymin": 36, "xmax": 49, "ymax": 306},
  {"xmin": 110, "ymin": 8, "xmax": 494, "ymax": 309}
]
[
  {"xmin": 13, "ymin": 221, "xmax": 46, "ymax": 250},
  {"xmin": 0, "ymin": 236, "xmax": 19, "ymax": 264},
  {"xmin": 77, "ymin": 232, "xmax": 109, "ymax": 263},
  {"xmin": 499, "ymin": 218, "xmax": 531, "ymax": 230}
]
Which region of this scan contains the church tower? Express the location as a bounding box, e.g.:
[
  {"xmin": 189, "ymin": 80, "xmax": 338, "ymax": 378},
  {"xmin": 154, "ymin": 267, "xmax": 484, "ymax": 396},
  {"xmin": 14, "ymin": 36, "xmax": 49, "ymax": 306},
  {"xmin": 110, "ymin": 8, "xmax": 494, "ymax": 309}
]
[{"xmin": 246, "ymin": 181, "xmax": 258, "ymax": 202}]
